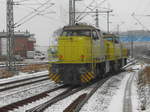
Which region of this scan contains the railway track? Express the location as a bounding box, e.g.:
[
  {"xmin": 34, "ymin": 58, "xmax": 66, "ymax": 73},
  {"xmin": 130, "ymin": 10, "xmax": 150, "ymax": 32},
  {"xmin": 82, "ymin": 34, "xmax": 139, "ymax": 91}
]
[
  {"xmin": 26, "ymin": 86, "xmax": 84, "ymax": 112},
  {"xmin": 7, "ymin": 67, "xmax": 129, "ymax": 112},
  {"xmin": 0, "ymin": 72, "xmax": 55, "ymax": 109},
  {"xmin": 65, "ymin": 66, "xmax": 136, "ymax": 112},
  {"xmin": 63, "ymin": 77, "xmax": 110, "ymax": 112},
  {"xmin": 0, "ymin": 85, "xmax": 66, "ymax": 112},
  {"xmin": 0, "ymin": 62, "xmax": 48, "ymax": 68},
  {"xmin": 0, "ymin": 74, "xmax": 49, "ymax": 93},
  {"xmin": 123, "ymin": 72, "xmax": 135, "ymax": 112},
  {"xmin": 26, "ymin": 76, "xmax": 111, "ymax": 112},
  {"xmin": 0, "ymin": 62, "xmax": 48, "ymax": 78},
  {"xmin": 0, "ymin": 61, "xmax": 134, "ymax": 112}
]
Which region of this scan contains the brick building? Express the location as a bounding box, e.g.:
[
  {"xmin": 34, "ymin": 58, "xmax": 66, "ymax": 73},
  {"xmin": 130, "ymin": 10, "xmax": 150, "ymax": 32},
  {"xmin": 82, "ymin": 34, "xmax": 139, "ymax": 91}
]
[{"xmin": 0, "ymin": 31, "xmax": 36, "ymax": 58}]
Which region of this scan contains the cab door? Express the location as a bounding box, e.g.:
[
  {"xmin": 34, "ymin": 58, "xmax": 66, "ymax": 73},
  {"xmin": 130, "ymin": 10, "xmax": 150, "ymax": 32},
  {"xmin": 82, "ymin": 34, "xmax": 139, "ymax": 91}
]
[{"xmin": 91, "ymin": 30, "xmax": 105, "ymax": 62}]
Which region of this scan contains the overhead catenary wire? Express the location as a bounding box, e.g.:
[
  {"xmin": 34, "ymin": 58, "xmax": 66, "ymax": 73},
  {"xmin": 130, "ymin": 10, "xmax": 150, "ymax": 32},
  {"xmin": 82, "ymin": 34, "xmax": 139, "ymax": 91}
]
[
  {"xmin": 76, "ymin": 0, "xmax": 107, "ymax": 22},
  {"xmin": 14, "ymin": 0, "xmax": 53, "ymax": 27},
  {"xmin": 15, "ymin": 0, "xmax": 52, "ymax": 22},
  {"xmin": 15, "ymin": 2, "xmax": 55, "ymax": 27},
  {"xmin": 19, "ymin": 4, "xmax": 58, "ymax": 22},
  {"xmin": 19, "ymin": 3, "xmax": 56, "ymax": 15},
  {"xmin": 132, "ymin": 13, "xmax": 150, "ymax": 32},
  {"xmin": 75, "ymin": 0, "xmax": 96, "ymax": 21},
  {"xmin": 15, "ymin": 0, "xmax": 31, "ymax": 3}
]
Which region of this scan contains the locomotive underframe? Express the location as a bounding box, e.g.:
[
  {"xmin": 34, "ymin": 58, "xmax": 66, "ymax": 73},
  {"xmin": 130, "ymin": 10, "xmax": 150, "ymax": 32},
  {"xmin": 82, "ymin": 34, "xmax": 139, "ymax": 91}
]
[{"xmin": 49, "ymin": 58, "xmax": 127, "ymax": 85}]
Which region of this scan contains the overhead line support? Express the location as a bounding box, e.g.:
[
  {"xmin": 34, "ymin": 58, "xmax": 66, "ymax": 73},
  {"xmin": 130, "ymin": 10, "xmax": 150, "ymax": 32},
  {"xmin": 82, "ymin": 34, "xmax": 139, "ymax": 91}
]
[{"xmin": 6, "ymin": 0, "xmax": 16, "ymax": 71}]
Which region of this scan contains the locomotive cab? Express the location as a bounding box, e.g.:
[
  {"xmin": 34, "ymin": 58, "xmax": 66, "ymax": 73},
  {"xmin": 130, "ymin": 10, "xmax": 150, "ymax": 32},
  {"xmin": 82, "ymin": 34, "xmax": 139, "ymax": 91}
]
[
  {"xmin": 48, "ymin": 24, "xmax": 128, "ymax": 85},
  {"xmin": 48, "ymin": 24, "xmax": 105, "ymax": 85}
]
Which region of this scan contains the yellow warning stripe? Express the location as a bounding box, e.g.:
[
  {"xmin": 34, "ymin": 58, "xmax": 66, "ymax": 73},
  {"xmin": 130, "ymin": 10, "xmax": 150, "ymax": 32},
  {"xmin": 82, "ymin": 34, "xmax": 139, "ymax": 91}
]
[
  {"xmin": 52, "ymin": 74, "xmax": 58, "ymax": 82},
  {"xmin": 84, "ymin": 75, "xmax": 89, "ymax": 82},
  {"xmin": 87, "ymin": 72, "xmax": 94, "ymax": 79},
  {"xmin": 80, "ymin": 72, "xmax": 96, "ymax": 83},
  {"xmin": 80, "ymin": 75, "xmax": 84, "ymax": 83},
  {"xmin": 81, "ymin": 75, "xmax": 88, "ymax": 82},
  {"xmin": 49, "ymin": 73, "xmax": 61, "ymax": 83},
  {"xmin": 51, "ymin": 74, "xmax": 57, "ymax": 81},
  {"xmin": 49, "ymin": 74, "xmax": 54, "ymax": 79},
  {"xmin": 82, "ymin": 75, "xmax": 89, "ymax": 82},
  {"xmin": 85, "ymin": 74, "xmax": 92, "ymax": 81},
  {"xmin": 80, "ymin": 76, "xmax": 86, "ymax": 83},
  {"xmin": 54, "ymin": 75, "xmax": 60, "ymax": 82}
]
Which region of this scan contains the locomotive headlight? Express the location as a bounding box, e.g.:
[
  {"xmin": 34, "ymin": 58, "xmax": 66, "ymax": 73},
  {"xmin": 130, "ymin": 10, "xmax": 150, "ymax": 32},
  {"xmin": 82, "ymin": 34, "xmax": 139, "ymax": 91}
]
[
  {"xmin": 59, "ymin": 55, "xmax": 63, "ymax": 60},
  {"xmin": 80, "ymin": 55, "xmax": 85, "ymax": 61}
]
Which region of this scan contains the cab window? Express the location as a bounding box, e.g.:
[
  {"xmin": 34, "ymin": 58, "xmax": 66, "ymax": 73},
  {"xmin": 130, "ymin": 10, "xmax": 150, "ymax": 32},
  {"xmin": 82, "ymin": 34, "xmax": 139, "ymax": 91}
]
[
  {"xmin": 97, "ymin": 30, "xmax": 102, "ymax": 37},
  {"xmin": 92, "ymin": 31, "xmax": 99, "ymax": 40},
  {"xmin": 61, "ymin": 30, "xmax": 91, "ymax": 37},
  {"xmin": 114, "ymin": 37, "xmax": 120, "ymax": 43},
  {"xmin": 105, "ymin": 37, "xmax": 113, "ymax": 41}
]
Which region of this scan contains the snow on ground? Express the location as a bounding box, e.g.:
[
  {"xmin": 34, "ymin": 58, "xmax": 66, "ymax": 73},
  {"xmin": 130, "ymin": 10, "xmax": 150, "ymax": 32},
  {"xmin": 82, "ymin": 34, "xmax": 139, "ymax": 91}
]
[
  {"xmin": 137, "ymin": 66, "xmax": 150, "ymax": 112},
  {"xmin": 44, "ymin": 85, "xmax": 94, "ymax": 112},
  {"xmin": 80, "ymin": 72, "xmax": 127, "ymax": 112},
  {"xmin": 0, "ymin": 59, "xmax": 48, "ymax": 65},
  {"xmin": 139, "ymin": 84, "xmax": 150, "ymax": 112},
  {"xmin": 12, "ymin": 88, "xmax": 68, "ymax": 112},
  {"xmin": 44, "ymin": 63, "xmax": 143, "ymax": 112},
  {"xmin": 44, "ymin": 72, "xmax": 128, "ymax": 112},
  {"xmin": 23, "ymin": 59, "xmax": 48, "ymax": 64},
  {"xmin": 132, "ymin": 71, "xmax": 140, "ymax": 112},
  {"xmin": 0, "ymin": 71, "xmax": 48, "ymax": 84},
  {"xmin": 0, "ymin": 70, "xmax": 56, "ymax": 107},
  {"xmin": 0, "ymin": 76, "xmax": 49, "ymax": 90},
  {"xmin": 107, "ymin": 73, "xmax": 131, "ymax": 112},
  {"xmin": 0, "ymin": 80, "xmax": 56, "ymax": 107},
  {"xmin": 0, "ymin": 61, "xmax": 145, "ymax": 112}
]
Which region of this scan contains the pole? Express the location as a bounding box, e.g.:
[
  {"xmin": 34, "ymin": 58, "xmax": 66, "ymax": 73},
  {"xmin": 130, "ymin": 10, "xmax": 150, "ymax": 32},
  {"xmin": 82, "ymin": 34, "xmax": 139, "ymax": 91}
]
[
  {"xmin": 95, "ymin": 9, "xmax": 99, "ymax": 28},
  {"xmin": 117, "ymin": 24, "xmax": 119, "ymax": 35},
  {"xmin": 69, "ymin": 0, "xmax": 73, "ymax": 25},
  {"xmin": 72, "ymin": 0, "xmax": 76, "ymax": 25},
  {"xmin": 6, "ymin": 0, "xmax": 16, "ymax": 71},
  {"xmin": 107, "ymin": 11, "xmax": 110, "ymax": 33},
  {"xmin": 131, "ymin": 36, "xmax": 134, "ymax": 58}
]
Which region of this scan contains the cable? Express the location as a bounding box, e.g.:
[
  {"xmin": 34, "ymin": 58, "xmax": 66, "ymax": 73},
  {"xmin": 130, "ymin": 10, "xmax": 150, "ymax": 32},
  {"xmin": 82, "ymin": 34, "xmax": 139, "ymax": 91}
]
[
  {"xmin": 76, "ymin": 0, "xmax": 107, "ymax": 22},
  {"xmin": 15, "ymin": 0, "xmax": 51, "ymax": 23},
  {"xmin": 15, "ymin": 3, "xmax": 54, "ymax": 27},
  {"xmin": 19, "ymin": 4, "xmax": 60, "ymax": 24},
  {"xmin": 15, "ymin": 0, "xmax": 31, "ymax": 3},
  {"xmin": 19, "ymin": 3, "xmax": 55, "ymax": 15},
  {"xmin": 76, "ymin": 0, "xmax": 96, "ymax": 20},
  {"xmin": 132, "ymin": 13, "xmax": 150, "ymax": 32},
  {"xmin": 14, "ymin": 0, "xmax": 52, "ymax": 27},
  {"xmin": 16, "ymin": 3, "xmax": 46, "ymax": 6}
]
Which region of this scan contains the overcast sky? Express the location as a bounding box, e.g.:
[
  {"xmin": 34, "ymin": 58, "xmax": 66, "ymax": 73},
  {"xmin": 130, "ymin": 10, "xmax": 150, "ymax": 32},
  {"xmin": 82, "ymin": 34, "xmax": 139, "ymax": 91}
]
[{"xmin": 0, "ymin": 0, "xmax": 150, "ymax": 46}]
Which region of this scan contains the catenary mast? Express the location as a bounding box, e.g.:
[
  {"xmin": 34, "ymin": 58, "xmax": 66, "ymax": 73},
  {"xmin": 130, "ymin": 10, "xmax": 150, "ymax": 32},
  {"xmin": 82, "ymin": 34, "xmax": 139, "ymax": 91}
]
[{"xmin": 6, "ymin": 0, "xmax": 16, "ymax": 71}]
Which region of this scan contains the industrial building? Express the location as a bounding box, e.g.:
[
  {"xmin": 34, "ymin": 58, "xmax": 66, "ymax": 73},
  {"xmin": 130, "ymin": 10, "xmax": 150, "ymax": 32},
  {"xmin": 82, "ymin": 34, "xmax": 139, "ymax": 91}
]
[{"xmin": 0, "ymin": 31, "xmax": 36, "ymax": 59}]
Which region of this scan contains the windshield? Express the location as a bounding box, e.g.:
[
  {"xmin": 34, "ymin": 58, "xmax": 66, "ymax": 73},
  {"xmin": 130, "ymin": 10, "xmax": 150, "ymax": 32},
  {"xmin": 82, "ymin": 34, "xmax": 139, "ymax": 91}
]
[
  {"xmin": 105, "ymin": 37, "xmax": 113, "ymax": 41},
  {"xmin": 105, "ymin": 37, "xmax": 120, "ymax": 43},
  {"xmin": 61, "ymin": 30, "xmax": 91, "ymax": 37}
]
